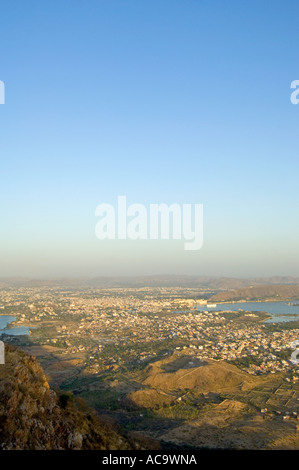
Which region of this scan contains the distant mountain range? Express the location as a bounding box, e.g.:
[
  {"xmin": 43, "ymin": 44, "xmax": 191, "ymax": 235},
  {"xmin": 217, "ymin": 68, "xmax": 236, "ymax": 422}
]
[{"xmin": 0, "ymin": 275, "xmax": 299, "ymax": 290}]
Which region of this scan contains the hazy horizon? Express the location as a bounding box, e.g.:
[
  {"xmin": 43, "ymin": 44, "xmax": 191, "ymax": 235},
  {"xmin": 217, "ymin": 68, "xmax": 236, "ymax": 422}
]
[{"xmin": 1, "ymin": 273, "xmax": 299, "ymax": 282}]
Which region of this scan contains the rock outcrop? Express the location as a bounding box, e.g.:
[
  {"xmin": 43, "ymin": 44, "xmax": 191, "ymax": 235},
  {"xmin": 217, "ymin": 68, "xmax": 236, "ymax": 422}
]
[{"xmin": 0, "ymin": 344, "xmax": 131, "ymax": 450}]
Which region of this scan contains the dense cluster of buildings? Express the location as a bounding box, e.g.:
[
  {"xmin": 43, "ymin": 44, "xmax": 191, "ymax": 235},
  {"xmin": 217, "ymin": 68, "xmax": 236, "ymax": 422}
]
[{"xmin": 0, "ymin": 287, "xmax": 298, "ymax": 378}]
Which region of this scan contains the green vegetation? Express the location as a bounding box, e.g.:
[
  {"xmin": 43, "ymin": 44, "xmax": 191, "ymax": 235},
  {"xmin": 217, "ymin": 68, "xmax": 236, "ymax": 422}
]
[
  {"xmin": 80, "ymin": 389, "xmax": 120, "ymax": 411},
  {"xmin": 265, "ymin": 320, "xmax": 299, "ymax": 332},
  {"xmin": 59, "ymin": 391, "xmax": 74, "ymax": 409},
  {"xmin": 228, "ymin": 355, "xmax": 263, "ymax": 368},
  {"xmin": 153, "ymin": 402, "xmax": 201, "ymax": 420},
  {"xmin": 98, "ymin": 337, "xmax": 189, "ymax": 370}
]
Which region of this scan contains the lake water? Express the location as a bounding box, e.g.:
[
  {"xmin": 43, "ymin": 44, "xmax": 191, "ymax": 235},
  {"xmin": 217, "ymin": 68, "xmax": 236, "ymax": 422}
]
[
  {"xmin": 0, "ymin": 315, "xmax": 30, "ymax": 336},
  {"xmin": 200, "ymin": 301, "xmax": 299, "ymax": 323}
]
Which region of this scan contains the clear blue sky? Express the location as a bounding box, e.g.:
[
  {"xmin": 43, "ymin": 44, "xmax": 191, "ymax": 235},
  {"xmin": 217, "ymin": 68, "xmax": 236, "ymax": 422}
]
[{"xmin": 0, "ymin": 0, "xmax": 298, "ymax": 278}]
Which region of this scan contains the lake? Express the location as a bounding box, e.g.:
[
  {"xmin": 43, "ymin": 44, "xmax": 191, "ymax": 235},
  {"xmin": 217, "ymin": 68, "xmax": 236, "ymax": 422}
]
[
  {"xmin": 200, "ymin": 301, "xmax": 299, "ymax": 323},
  {"xmin": 0, "ymin": 315, "xmax": 30, "ymax": 336}
]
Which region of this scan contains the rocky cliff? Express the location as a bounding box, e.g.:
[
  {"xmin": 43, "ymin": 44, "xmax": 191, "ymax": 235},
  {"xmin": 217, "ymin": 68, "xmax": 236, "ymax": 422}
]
[{"xmin": 0, "ymin": 344, "xmax": 131, "ymax": 450}]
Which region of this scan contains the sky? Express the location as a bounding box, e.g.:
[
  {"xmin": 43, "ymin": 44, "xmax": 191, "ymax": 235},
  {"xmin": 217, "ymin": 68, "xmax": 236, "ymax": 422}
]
[{"xmin": 0, "ymin": 0, "xmax": 299, "ymax": 278}]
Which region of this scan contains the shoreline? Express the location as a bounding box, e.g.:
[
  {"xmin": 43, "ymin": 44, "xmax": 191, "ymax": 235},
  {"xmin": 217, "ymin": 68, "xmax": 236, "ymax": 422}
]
[{"xmin": 0, "ymin": 314, "xmax": 30, "ymax": 336}]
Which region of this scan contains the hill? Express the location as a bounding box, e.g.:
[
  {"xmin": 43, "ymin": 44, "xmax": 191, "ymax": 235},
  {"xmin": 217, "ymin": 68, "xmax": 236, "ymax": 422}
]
[
  {"xmin": 210, "ymin": 284, "xmax": 299, "ymax": 302},
  {"xmin": 1, "ymin": 275, "xmax": 299, "ymax": 289},
  {"xmin": 0, "ymin": 344, "xmax": 132, "ymax": 450},
  {"xmin": 126, "ymin": 355, "xmax": 260, "ymax": 411},
  {"xmin": 124, "ymin": 353, "xmax": 298, "ymax": 450},
  {"xmin": 141, "ymin": 356, "xmax": 258, "ymax": 394}
]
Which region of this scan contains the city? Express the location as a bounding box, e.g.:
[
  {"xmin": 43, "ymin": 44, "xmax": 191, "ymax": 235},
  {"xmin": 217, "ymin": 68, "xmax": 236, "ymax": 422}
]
[{"xmin": 1, "ymin": 284, "xmax": 298, "ymax": 449}]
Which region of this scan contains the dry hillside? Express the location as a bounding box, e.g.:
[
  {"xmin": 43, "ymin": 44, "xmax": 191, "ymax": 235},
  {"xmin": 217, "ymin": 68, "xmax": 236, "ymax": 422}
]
[
  {"xmin": 210, "ymin": 284, "xmax": 299, "ymax": 302},
  {"xmin": 0, "ymin": 344, "xmax": 132, "ymax": 450}
]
